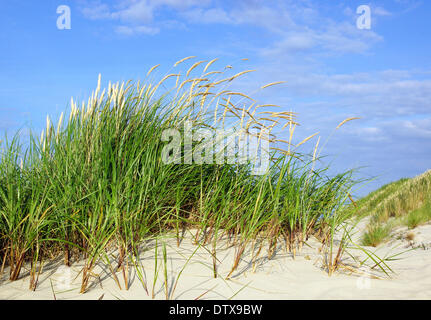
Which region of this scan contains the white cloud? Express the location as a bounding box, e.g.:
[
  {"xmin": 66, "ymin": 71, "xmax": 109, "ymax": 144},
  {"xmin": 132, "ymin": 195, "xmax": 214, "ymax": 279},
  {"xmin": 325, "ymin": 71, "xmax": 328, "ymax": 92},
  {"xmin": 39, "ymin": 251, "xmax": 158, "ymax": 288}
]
[
  {"xmin": 260, "ymin": 22, "xmax": 383, "ymax": 56},
  {"xmin": 80, "ymin": 0, "xmax": 209, "ymax": 35},
  {"xmin": 115, "ymin": 25, "xmax": 160, "ymax": 35},
  {"xmin": 373, "ymin": 6, "xmax": 392, "ymax": 16},
  {"xmin": 80, "ymin": 0, "xmax": 385, "ymax": 54},
  {"xmin": 182, "ymin": 2, "xmax": 382, "ymax": 56},
  {"xmin": 401, "ymin": 119, "xmax": 431, "ymax": 138},
  {"xmin": 179, "ymin": 2, "xmax": 297, "ymax": 33},
  {"xmin": 111, "ymin": 0, "xmax": 155, "ymax": 24},
  {"xmin": 81, "ymin": 0, "xmax": 210, "ymax": 23},
  {"xmin": 182, "ymin": 7, "xmax": 233, "ymax": 24},
  {"xmin": 342, "ymin": 126, "xmax": 388, "ymax": 142},
  {"xmin": 261, "ymin": 68, "xmax": 431, "ymax": 118},
  {"xmin": 81, "ymin": 3, "xmax": 112, "ymax": 20}
]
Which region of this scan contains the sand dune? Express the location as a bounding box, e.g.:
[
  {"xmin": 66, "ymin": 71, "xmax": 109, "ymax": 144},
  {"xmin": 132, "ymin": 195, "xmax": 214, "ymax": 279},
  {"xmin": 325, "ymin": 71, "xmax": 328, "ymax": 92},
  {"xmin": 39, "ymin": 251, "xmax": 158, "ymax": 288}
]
[{"xmin": 1, "ymin": 224, "xmax": 430, "ymax": 300}]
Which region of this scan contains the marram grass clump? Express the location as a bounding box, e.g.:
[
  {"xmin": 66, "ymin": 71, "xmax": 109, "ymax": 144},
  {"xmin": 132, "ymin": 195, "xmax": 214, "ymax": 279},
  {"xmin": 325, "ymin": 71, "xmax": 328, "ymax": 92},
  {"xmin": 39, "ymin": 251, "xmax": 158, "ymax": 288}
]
[{"xmin": 0, "ymin": 57, "xmax": 358, "ymax": 293}]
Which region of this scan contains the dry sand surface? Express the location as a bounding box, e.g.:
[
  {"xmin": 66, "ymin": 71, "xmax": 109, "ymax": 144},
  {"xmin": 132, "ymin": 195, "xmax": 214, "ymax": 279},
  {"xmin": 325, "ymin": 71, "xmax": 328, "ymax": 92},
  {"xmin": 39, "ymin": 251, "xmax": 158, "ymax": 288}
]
[{"xmin": 1, "ymin": 223, "xmax": 430, "ymax": 300}]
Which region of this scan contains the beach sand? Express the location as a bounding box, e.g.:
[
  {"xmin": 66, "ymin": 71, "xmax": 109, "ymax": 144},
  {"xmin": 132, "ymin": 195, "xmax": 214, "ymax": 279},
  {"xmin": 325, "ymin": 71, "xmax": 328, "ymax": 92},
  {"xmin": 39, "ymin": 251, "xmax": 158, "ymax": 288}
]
[{"xmin": 1, "ymin": 223, "xmax": 430, "ymax": 300}]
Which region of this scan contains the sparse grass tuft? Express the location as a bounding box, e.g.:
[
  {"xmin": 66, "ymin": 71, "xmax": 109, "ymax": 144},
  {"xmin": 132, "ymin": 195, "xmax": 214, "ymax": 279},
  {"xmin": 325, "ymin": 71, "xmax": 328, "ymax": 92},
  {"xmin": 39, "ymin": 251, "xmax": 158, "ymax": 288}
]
[
  {"xmin": 404, "ymin": 201, "xmax": 431, "ymax": 229},
  {"xmin": 362, "ymin": 223, "xmax": 392, "ymax": 247}
]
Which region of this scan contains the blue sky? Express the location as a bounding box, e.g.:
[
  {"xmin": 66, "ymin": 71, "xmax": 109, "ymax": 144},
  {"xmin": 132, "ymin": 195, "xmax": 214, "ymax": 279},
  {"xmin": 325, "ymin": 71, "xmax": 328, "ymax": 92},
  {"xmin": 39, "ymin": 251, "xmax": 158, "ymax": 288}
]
[{"xmin": 0, "ymin": 0, "xmax": 430, "ymax": 197}]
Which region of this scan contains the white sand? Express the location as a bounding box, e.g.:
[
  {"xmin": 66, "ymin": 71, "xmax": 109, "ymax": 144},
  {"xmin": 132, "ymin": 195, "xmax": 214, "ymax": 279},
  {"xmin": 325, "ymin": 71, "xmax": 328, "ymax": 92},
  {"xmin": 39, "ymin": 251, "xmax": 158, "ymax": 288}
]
[{"xmin": 1, "ymin": 223, "xmax": 430, "ymax": 300}]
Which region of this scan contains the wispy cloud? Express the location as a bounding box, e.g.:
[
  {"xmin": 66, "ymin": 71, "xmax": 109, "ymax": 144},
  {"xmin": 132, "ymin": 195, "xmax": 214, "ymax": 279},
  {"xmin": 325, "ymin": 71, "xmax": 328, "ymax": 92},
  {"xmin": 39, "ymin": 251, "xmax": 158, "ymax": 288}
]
[
  {"xmin": 81, "ymin": 2, "xmax": 112, "ymax": 20},
  {"xmin": 80, "ymin": 0, "xmax": 210, "ymax": 35},
  {"xmin": 79, "ymin": 0, "xmax": 384, "ymax": 52},
  {"xmin": 115, "ymin": 24, "xmax": 159, "ymax": 35}
]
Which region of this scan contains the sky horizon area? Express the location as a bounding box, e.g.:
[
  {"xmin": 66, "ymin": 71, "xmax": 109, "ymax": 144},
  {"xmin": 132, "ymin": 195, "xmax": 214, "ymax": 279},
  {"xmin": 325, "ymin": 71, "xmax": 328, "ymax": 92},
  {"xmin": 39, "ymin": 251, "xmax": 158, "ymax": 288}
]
[{"xmin": 0, "ymin": 0, "xmax": 430, "ymax": 197}]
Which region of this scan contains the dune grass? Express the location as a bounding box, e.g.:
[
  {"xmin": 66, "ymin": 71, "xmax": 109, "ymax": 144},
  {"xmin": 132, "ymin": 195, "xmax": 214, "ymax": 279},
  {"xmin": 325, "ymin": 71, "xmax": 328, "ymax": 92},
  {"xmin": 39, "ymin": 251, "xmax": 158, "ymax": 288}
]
[
  {"xmin": 0, "ymin": 57, "xmax": 359, "ymax": 293},
  {"xmin": 357, "ymin": 170, "xmax": 431, "ymax": 246},
  {"xmin": 361, "ymin": 223, "xmax": 393, "ymax": 247},
  {"xmin": 362, "ymin": 171, "xmax": 431, "ymax": 224},
  {"xmin": 404, "ymin": 201, "xmax": 431, "ymax": 229}
]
